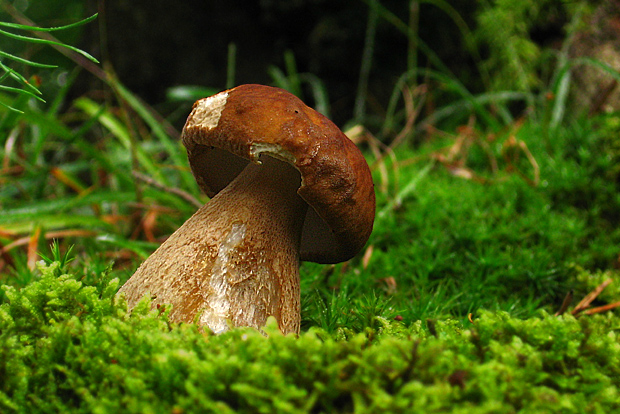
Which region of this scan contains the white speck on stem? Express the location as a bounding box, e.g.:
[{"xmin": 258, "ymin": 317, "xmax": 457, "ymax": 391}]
[{"xmin": 200, "ymin": 222, "xmax": 247, "ymax": 333}]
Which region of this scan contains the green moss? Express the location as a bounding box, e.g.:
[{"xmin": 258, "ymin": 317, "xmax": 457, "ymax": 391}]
[{"xmin": 2, "ymin": 262, "xmax": 619, "ymax": 413}]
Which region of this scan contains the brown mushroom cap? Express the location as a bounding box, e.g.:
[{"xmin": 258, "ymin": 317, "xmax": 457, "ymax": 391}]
[{"xmin": 182, "ymin": 84, "xmax": 375, "ymax": 264}]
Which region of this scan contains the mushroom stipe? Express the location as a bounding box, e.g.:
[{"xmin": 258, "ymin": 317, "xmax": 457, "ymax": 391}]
[{"xmin": 118, "ymin": 84, "xmax": 375, "ymax": 335}]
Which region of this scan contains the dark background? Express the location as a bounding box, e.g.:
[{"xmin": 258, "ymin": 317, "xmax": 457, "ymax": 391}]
[
  {"xmin": 91, "ymin": 0, "xmax": 482, "ymax": 125},
  {"xmin": 2, "ymin": 0, "xmax": 593, "ymax": 128}
]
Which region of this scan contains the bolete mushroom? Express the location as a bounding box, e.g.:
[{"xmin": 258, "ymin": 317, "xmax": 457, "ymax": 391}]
[{"xmin": 118, "ymin": 84, "xmax": 375, "ymax": 335}]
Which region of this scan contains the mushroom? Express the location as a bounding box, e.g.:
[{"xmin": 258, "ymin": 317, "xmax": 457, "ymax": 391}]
[{"xmin": 118, "ymin": 84, "xmax": 375, "ymax": 335}]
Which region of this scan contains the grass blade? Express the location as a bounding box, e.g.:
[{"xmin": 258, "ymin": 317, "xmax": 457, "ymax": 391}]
[
  {"xmin": 111, "ymin": 80, "xmax": 197, "ymax": 193},
  {"xmin": 0, "ymin": 85, "xmax": 45, "ymax": 101},
  {"xmin": 378, "ymin": 161, "xmax": 434, "ymax": 220},
  {"xmin": 0, "ymin": 60, "xmax": 42, "ymax": 94},
  {"xmin": 73, "ymin": 97, "xmax": 165, "ymax": 184},
  {"xmin": 0, "ymin": 50, "xmax": 57, "ymax": 68},
  {"xmin": 0, "ymin": 28, "xmax": 99, "ymax": 63},
  {"xmin": 0, "ymin": 14, "xmax": 98, "ymax": 32}
]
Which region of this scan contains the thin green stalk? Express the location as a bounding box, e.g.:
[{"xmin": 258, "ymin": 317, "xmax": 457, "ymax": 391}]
[
  {"xmin": 0, "ymin": 60, "xmax": 41, "ymax": 95},
  {"xmin": 226, "ymin": 42, "xmax": 236, "ymax": 89},
  {"xmin": 0, "ymin": 27, "xmax": 98, "ymax": 63},
  {"xmin": 354, "ymin": 0, "xmax": 379, "ymax": 123},
  {"xmin": 298, "ymin": 73, "xmax": 330, "ymax": 118},
  {"xmin": 0, "ymin": 50, "xmax": 56, "ymax": 68},
  {"xmin": 548, "ymin": 4, "xmax": 585, "ymax": 129},
  {"xmin": 0, "ymin": 13, "xmax": 98, "ymax": 32},
  {"xmin": 377, "ymin": 161, "xmax": 434, "ymax": 220},
  {"xmin": 284, "ymin": 50, "xmax": 302, "ymax": 97},
  {"xmin": 111, "ymin": 79, "xmax": 197, "ymax": 193},
  {"xmin": 408, "ymin": 0, "xmax": 419, "ymax": 75}
]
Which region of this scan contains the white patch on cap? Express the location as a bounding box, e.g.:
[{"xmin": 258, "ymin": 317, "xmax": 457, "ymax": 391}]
[
  {"xmin": 189, "ymin": 91, "xmax": 229, "ymax": 130},
  {"xmin": 250, "ymin": 143, "xmax": 296, "ymax": 164}
]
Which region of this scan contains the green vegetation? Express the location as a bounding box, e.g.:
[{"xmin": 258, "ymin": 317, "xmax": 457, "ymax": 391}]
[
  {"xmin": 2, "ymin": 0, "xmax": 620, "ymax": 412},
  {"xmin": 0, "ymin": 13, "xmax": 98, "ymax": 112},
  {"xmin": 2, "ymin": 260, "xmax": 620, "ymax": 413}
]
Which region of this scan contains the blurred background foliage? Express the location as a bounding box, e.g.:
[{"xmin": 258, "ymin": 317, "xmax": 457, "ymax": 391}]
[{"xmin": 0, "ymin": 0, "xmax": 616, "ymax": 128}]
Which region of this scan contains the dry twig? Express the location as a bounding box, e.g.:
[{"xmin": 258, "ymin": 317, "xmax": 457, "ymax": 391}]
[
  {"xmin": 132, "ymin": 170, "xmax": 203, "ymax": 209},
  {"xmin": 572, "ymin": 278, "xmax": 614, "ymax": 316}
]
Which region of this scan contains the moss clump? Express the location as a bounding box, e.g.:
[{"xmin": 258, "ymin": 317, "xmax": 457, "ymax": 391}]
[{"xmin": 1, "ymin": 261, "xmax": 620, "ymax": 413}]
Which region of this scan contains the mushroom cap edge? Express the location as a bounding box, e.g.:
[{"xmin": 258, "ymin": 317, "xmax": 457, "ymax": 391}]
[{"xmin": 181, "ymin": 84, "xmax": 376, "ymax": 264}]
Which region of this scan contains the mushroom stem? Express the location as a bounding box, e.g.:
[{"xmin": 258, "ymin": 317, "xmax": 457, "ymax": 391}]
[{"xmin": 119, "ymin": 155, "xmax": 308, "ymax": 335}]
